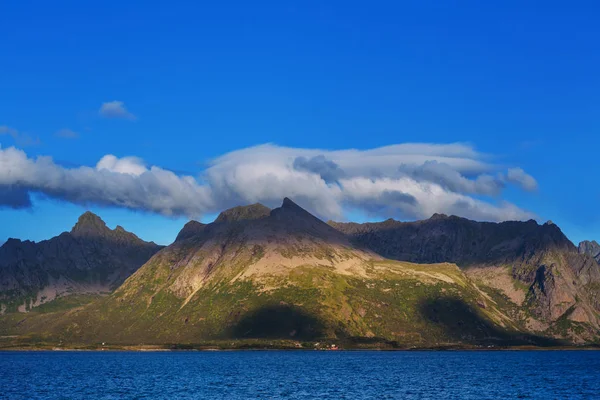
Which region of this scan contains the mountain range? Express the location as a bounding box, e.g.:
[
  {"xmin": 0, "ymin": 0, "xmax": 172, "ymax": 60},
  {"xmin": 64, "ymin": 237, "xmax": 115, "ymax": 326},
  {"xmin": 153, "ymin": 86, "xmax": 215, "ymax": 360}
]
[{"xmin": 0, "ymin": 199, "xmax": 599, "ymax": 349}]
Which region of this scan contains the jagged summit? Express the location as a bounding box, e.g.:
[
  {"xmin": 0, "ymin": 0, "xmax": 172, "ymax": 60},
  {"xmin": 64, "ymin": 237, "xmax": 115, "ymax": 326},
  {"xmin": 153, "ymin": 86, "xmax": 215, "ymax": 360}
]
[
  {"xmin": 273, "ymin": 197, "xmax": 321, "ymax": 220},
  {"xmin": 282, "ymin": 197, "xmax": 302, "ymax": 209},
  {"xmin": 268, "ymin": 197, "xmax": 346, "ymax": 241},
  {"xmin": 69, "ymin": 211, "xmax": 148, "ymax": 243},
  {"xmin": 273, "ymin": 197, "xmax": 311, "ymax": 217},
  {"xmin": 215, "ymin": 203, "xmax": 271, "ymax": 223},
  {"xmin": 71, "ymin": 211, "xmax": 110, "ymax": 237}
]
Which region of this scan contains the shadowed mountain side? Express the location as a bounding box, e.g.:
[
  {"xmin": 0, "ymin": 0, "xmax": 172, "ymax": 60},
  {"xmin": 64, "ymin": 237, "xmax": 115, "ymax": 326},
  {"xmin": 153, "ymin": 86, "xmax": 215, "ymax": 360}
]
[
  {"xmin": 329, "ymin": 216, "xmax": 575, "ymax": 267},
  {"xmin": 0, "ymin": 212, "xmax": 163, "ymax": 312},
  {"xmin": 227, "ymin": 304, "xmax": 326, "ymax": 340},
  {"xmin": 418, "ymin": 296, "xmax": 566, "ymax": 347}
]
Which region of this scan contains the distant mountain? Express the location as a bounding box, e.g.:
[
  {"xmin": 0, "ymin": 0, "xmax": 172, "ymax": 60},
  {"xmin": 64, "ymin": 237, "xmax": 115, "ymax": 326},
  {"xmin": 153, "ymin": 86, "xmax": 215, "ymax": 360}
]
[
  {"xmin": 330, "ymin": 215, "xmax": 600, "ymax": 340},
  {"xmin": 4, "ymin": 198, "xmax": 598, "ymax": 348},
  {"xmin": 0, "ymin": 212, "xmax": 163, "ymax": 313},
  {"xmin": 579, "ymin": 240, "xmax": 600, "ymax": 263}
]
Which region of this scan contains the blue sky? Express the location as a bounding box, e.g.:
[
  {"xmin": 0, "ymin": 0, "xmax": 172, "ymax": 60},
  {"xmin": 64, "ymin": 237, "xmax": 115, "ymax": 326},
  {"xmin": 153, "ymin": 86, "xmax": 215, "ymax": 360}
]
[{"xmin": 1, "ymin": 1, "xmax": 599, "ymax": 245}]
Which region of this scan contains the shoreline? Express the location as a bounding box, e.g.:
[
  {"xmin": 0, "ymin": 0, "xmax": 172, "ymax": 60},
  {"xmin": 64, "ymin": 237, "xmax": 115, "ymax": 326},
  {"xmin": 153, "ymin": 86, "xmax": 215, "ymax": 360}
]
[{"xmin": 2, "ymin": 345, "xmax": 599, "ymax": 352}]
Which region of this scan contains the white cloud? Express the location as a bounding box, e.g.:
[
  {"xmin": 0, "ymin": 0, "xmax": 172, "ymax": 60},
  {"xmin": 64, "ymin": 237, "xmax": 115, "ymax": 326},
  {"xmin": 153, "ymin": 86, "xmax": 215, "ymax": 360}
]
[
  {"xmin": 204, "ymin": 143, "xmax": 535, "ymax": 221},
  {"xmin": 96, "ymin": 155, "xmax": 147, "ymax": 176},
  {"xmin": 99, "ymin": 101, "xmax": 136, "ymax": 120},
  {"xmin": 506, "ymin": 167, "xmax": 538, "ymax": 191},
  {"xmin": 338, "ymin": 176, "xmax": 530, "ymax": 221},
  {"xmin": 0, "ymin": 143, "xmax": 537, "ymax": 222}
]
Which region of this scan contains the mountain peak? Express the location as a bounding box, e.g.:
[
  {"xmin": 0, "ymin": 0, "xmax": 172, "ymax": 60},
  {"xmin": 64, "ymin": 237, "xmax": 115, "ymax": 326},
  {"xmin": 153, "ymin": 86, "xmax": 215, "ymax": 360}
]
[
  {"xmin": 1, "ymin": 238, "xmax": 26, "ymax": 248},
  {"xmin": 71, "ymin": 211, "xmax": 110, "ymax": 237},
  {"xmin": 175, "ymin": 220, "xmax": 206, "ymax": 241},
  {"xmin": 429, "ymin": 213, "xmax": 449, "ymax": 220},
  {"xmin": 280, "ymin": 197, "xmax": 313, "ymax": 214},
  {"xmin": 215, "ymin": 203, "xmax": 271, "ymax": 223},
  {"xmin": 282, "ymin": 197, "xmax": 299, "ymax": 208},
  {"xmin": 269, "ymin": 197, "xmax": 345, "ymax": 241}
]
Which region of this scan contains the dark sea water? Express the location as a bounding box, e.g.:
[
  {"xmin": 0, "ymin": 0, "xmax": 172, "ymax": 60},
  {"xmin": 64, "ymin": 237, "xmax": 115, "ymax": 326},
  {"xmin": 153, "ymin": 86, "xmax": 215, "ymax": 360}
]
[{"xmin": 1, "ymin": 350, "xmax": 599, "ymax": 399}]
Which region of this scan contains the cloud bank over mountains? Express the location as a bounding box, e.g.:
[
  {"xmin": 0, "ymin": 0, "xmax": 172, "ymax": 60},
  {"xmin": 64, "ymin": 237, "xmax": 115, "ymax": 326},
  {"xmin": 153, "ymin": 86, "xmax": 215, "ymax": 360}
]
[{"xmin": 0, "ymin": 143, "xmax": 537, "ymax": 222}]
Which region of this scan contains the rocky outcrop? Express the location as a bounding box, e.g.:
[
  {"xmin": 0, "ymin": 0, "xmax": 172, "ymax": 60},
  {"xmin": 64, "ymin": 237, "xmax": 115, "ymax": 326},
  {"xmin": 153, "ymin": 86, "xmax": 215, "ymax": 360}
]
[
  {"xmin": 579, "ymin": 240, "xmax": 600, "ymax": 263},
  {"xmin": 0, "ymin": 212, "xmax": 163, "ymax": 312}
]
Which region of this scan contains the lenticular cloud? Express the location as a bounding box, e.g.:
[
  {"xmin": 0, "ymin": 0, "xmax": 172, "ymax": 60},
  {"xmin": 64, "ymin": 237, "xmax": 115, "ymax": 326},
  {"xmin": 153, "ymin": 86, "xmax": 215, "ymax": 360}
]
[{"xmin": 0, "ymin": 143, "xmax": 537, "ymax": 222}]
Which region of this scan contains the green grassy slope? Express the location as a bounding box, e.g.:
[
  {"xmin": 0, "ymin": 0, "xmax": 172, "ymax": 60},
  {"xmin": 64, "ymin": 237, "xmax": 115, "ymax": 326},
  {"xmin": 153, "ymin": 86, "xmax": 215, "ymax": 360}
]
[{"xmin": 0, "ymin": 260, "xmax": 568, "ymax": 348}]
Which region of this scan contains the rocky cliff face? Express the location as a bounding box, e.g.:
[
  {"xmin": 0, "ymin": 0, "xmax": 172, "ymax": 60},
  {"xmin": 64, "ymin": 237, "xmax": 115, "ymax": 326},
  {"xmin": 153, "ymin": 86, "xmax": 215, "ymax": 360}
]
[
  {"xmin": 330, "ymin": 215, "xmax": 600, "ymax": 340},
  {"xmin": 0, "ymin": 212, "xmax": 163, "ymax": 312},
  {"xmin": 579, "ymin": 240, "xmax": 600, "ymax": 263}
]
